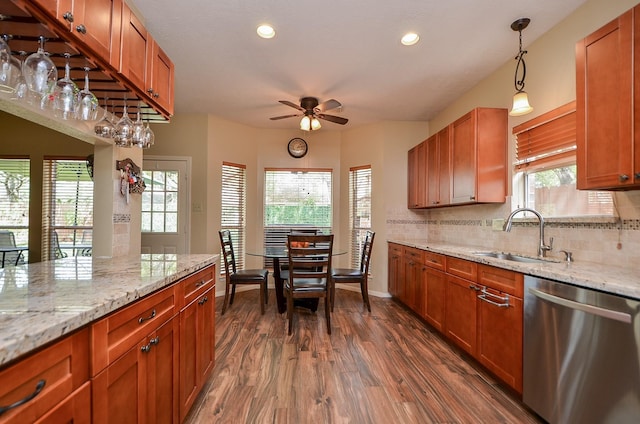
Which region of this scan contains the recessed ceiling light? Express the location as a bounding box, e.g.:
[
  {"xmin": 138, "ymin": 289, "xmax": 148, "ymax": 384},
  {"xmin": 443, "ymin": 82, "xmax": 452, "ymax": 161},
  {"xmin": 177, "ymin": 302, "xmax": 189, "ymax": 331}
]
[
  {"xmin": 257, "ymin": 24, "xmax": 276, "ymax": 39},
  {"xmin": 401, "ymin": 32, "xmax": 420, "ymax": 46}
]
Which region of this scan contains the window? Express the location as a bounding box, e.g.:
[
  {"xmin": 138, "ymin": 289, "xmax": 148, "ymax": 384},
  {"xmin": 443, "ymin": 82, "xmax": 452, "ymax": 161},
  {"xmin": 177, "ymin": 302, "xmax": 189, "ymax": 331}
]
[
  {"xmin": 513, "ymin": 102, "xmax": 613, "ymax": 217},
  {"xmin": 141, "ymin": 170, "xmax": 179, "ymax": 233},
  {"xmin": 42, "ymin": 158, "xmax": 93, "ymax": 260},
  {"xmin": 263, "ymin": 168, "xmax": 333, "ymax": 266},
  {"xmin": 0, "ymin": 157, "xmax": 29, "ymax": 263},
  {"xmin": 221, "ymin": 162, "xmax": 246, "ymax": 271},
  {"xmin": 349, "ymin": 165, "xmax": 371, "ymax": 268}
]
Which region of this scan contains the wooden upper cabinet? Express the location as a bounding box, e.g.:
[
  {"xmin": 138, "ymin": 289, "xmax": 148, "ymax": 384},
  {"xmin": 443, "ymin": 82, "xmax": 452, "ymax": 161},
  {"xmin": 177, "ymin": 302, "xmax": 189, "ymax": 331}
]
[
  {"xmin": 148, "ymin": 39, "xmax": 175, "ymax": 116},
  {"xmin": 58, "ymin": 0, "xmax": 121, "ymax": 63},
  {"xmin": 427, "ymin": 126, "xmax": 451, "ymax": 207},
  {"xmin": 120, "ymin": 2, "xmax": 150, "ymax": 91},
  {"xmin": 576, "ymin": 6, "xmax": 638, "ymax": 190},
  {"xmin": 407, "ymin": 142, "xmax": 427, "ymax": 208},
  {"xmin": 450, "ymin": 107, "xmax": 507, "ymax": 205}
]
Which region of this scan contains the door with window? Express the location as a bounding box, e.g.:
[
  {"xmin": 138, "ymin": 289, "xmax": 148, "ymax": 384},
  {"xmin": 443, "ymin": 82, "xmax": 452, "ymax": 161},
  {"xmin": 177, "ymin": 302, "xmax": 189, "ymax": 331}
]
[{"xmin": 141, "ymin": 159, "xmax": 189, "ymax": 254}]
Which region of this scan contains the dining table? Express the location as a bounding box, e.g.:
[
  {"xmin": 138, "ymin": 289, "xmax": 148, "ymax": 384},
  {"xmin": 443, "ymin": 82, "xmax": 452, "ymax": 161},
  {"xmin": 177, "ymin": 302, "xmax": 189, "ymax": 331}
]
[
  {"xmin": 248, "ymin": 245, "xmax": 345, "ymax": 314},
  {"xmin": 0, "ymin": 246, "xmax": 28, "ymax": 268}
]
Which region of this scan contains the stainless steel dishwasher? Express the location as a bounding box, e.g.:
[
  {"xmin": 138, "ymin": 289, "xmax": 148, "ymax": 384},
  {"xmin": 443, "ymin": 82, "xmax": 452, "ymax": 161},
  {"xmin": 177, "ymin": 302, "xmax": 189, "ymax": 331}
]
[{"xmin": 524, "ymin": 275, "xmax": 640, "ymax": 424}]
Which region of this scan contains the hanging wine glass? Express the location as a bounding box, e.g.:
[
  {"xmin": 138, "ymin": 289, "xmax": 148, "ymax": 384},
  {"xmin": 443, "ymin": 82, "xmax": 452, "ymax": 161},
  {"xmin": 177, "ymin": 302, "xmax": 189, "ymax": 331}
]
[
  {"xmin": 0, "ymin": 35, "xmax": 21, "ymax": 94},
  {"xmin": 51, "ymin": 53, "xmax": 79, "ymax": 119},
  {"xmin": 114, "ymin": 99, "xmax": 134, "ymax": 146},
  {"xmin": 94, "ymin": 97, "xmax": 116, "ymax": 138},
  {"xmin": 132, "ymin": 104, "xmax": 145, "ymax": 147},
  {"xmin": 12, "ymin": 51, "xmax": 28, "ymax": 102},
  {"xmin": 23, "ymin": 36, "xmax": 57, "ymax": 102},
  {"xmin": 76, "ymin": 67, "xmax": 98, "ymax": 120},
  {"xmin": 142, "ymin": 118, "xmax": 155, "ymax": 148}
]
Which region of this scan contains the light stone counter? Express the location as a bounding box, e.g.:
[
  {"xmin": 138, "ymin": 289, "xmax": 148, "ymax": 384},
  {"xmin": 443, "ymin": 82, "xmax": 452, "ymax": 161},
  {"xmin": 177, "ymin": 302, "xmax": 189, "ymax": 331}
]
[
  {"xmin": 389, "ymin": 239, "xmax": 640, "ymax": 300},
  {"xmin": 0, "ymin": 253, "xmax": 217, "ymax": 367}
]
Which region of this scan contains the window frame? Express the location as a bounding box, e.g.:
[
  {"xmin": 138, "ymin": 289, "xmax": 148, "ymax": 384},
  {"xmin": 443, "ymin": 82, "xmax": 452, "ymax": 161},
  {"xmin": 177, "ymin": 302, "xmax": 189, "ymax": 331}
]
[{"xmin": 349, "ymin": 165, "xmax": 372, "ymax": 268}]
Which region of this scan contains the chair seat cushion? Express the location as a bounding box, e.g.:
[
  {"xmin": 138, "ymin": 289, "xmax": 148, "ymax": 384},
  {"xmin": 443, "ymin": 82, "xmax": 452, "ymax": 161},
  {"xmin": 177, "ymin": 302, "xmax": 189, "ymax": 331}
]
[
  {"xmin": 332, "ymin": 268, "xmax": 363, "ymax": 279},
  {"xmin": 285, "ymin": 278, "xmax": 327, "ymax": 292},
  {"xmin": 231, "ymin": 269, "xmax": 268, "ymax": 282}
]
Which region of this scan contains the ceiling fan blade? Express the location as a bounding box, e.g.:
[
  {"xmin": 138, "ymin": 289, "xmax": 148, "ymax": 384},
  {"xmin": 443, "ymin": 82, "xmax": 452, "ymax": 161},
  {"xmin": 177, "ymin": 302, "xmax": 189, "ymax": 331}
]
[
  {"xmin": 278, "ymin": 100, "xmax": 305, "ymax": 111},
  {"xmin": 314, "ymin": 99, "xmax": 341, "ymax": 113},
  {"xmin": 270, "ymin": 114, "xmax": 301, "ymax": 120},
  {"xmin": 317, "ymin": 113, "xmax": 348, "ymax": 125}
]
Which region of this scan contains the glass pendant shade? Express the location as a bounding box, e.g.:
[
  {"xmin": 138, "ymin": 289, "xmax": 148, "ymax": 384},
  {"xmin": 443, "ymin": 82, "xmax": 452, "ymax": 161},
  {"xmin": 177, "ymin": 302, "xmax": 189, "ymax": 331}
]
[
  {"xmin": 311, "ymin": 117, "xmax": 321, "ymax": 130},
  {"xmin": 300, "ymin": 115, "xmax": 311, "ymax": 131},
  {"xmin": 509, "ymin": 91, "xmax": 533, "ymax": 116}
]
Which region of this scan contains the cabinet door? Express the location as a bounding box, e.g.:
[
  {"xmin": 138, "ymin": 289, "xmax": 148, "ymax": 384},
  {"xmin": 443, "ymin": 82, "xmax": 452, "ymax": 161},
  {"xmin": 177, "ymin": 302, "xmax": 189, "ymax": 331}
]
[
  {"xmin": 445, "ymin": 274, "xmax": 478, "ymax": 356},
  {"xmin": 180, "ymin": 288, "xmax": 215, "ymax": 421},
  {"xmin": 403, "ymin": 250, "xmax": 422, "ymax": 311},
  {"xmin": 146, "ymin": 317, "xmax": 179, "ymax": 424},
  {"xmin": 450, "ymin": 110, "xmax": 477, "ymax": 204},
  {"xmin": 387, "ymin": 244, "xmax": 402, "ymax": 297},
  {"xmin": 407, "ymin": 145, "xmax": 419, "ymax": 208},
  {"xmin": 477, "ymin": 289, "xmax": 523, "ymax": 393},
  {"xmin": 76, "ymin": 0, "xmax": 121, "ymax": 62},
  {"xmin": 423, "ymin": 267, "xmax": 446, "ymax": 332},
  {"xmin": 427, "ymin": 128, "xmax": 451, "ymax": 207},
  {"xmin": 148, "ymin": 40, "xmax": 175, "ymax": 115},
  {"xmin": 576, "ymin": 8, "xmax": 634, "ymax": 189},
  {"xmin": 93, "ymin": 341, "xmax": 146, "ymax": 424},
  {"xmin": 120, "ymin": 2, "xmax": 150, "ymax": 90}
]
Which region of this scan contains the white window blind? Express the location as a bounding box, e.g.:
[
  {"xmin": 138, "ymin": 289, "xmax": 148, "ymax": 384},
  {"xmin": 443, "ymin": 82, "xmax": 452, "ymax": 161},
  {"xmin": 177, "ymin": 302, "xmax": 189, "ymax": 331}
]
[
  {"xmin": 42, "ymin": 158, "xmax": 93, "ymax": 261},
  {"xmin": 349, "ymin": 165, "xmax": 372, "ymax": 268},
  {"xmin": 263, "ymin": 168, "xmax": 333, "ymax": 266},
  {"xmin": 221, "ymin": 162, "xmax": 246, "ymax": 271},
  {"xmin": 0, "ymin": 157, "xmax": 30, "ymax": 261}
]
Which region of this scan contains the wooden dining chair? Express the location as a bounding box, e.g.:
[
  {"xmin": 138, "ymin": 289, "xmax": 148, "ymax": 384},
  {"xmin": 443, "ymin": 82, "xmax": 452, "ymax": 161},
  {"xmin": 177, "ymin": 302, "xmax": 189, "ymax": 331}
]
[
  {"xmin": 219, "ymin": 230, "xmax": 269, "ymax": 315},
  {"xmin": 331, "ymin": 230, "xmax": 375, "ymax": 312},
  {"xmin": 0, "ymin": 230, "xmax": 24, "ymax": 267},
  {"xmin": 284, "ymin": 234, "xmax": 334, "ymax": 335}
]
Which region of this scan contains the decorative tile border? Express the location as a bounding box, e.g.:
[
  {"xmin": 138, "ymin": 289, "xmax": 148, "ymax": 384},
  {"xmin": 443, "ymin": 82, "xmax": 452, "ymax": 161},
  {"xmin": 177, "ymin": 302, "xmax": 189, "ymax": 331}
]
[
  {"xmin": 113, "ymin": 214, "xmax": 131, "ymax": 223},
  {"xmin": 387, "ymin": 218, "xmax": 640, "ymax": 230}
]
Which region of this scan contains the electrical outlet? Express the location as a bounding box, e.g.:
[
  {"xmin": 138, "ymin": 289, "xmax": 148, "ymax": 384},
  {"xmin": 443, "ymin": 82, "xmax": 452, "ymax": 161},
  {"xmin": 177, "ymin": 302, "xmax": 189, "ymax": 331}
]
[{"xmin": 492, "ymin": 218, "xmax": 505, "ymax": 231}]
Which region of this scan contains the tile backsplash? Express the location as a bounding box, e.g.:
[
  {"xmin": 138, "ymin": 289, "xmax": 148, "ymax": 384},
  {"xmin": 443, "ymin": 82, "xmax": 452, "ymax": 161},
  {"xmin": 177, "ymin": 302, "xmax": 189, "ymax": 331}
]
[{"xmin": 387, "ymin": 192, "xmax": 640, "ymax": 268}]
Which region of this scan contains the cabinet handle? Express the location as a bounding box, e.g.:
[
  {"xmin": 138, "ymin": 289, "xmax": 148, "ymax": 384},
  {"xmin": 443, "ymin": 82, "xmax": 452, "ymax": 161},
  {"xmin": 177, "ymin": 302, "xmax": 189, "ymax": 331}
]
[
  {"xmin": 470, "ymin": 196, "xmax": 476, "ymax": 200},
  {"xmin": 147, "ymin": 88, "xmax": 154, "ymax": 94},
  {"xmin": 468, "ymin": 284, "xmax": 481, "ymax": 291},
  {"xmin": 141, "ymin": 343, "xmax": 151, "ymax": 353},
  {"xmin": 75, "ymin": 24, "xmax": 87, "ymax": 35},
  {"xmin": 198, "ymin": 296, "xmax": 208, "ymax": 305},
  {"xmin": 0, "ymin": 379, "xmax": 46, "ymax": 416},
  {"xmin": 478, "ymin": 288, "xmax": 510, "ymax": 308},
  {"xmin": 153, "ymin": 92, "xmax": 160, "ymax": 98},
  {"xmin": 635, "ymin": 173, "xmax": 640, "ymax": 180},
  {"xmin": 63, "ymin": 11, "xmax": 74, "ymax": 23},
  {"xmin": 620, "ymin": 174, "xmax": 630, "ymax": 182},
  {"xmin": 195, "ymin": 280, "xmax": 206, "ymax": 287},
  {"xmin": 149, "ymin": 336, "xmax": 160, "ymax": 345},
  {"xmin": 138, "ymin": 309, "xmax": 156, "ymax": 324}
]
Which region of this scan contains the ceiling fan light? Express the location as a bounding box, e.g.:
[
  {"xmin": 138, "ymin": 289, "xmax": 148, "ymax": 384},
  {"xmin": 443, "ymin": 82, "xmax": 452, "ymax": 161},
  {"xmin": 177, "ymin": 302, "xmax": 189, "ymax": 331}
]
[
  {"xmin": 300, "ymin": 115, "xmax": 311, "ymax": 131},
  {"xmin": 401, "ymin": 32, "xmax": 419, "ymax": 46},
  {"xmin": 257, "ymin": 24, "xmax": 275, "ymax": 39},
  {"xmin": 311, "ymin": 117, "xmax": 321, "ymax": 130},
  {"xmin": 509, "ymin": 91, "xmax": 533, "ymax": 116}
]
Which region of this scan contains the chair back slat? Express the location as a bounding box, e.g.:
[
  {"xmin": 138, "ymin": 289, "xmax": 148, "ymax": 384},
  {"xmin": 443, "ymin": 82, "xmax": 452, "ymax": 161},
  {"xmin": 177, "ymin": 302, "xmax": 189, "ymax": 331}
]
[
  {"xmin": 360, "ymin": 231, "xmax": 375, "ymax": 274},
  {"xmin": 219, "ymin": 230, "xmax": 238, "ymax": 275},
  {"xmin": 287, "ymin": 234, "xmax": 333, "ymax": 283}
]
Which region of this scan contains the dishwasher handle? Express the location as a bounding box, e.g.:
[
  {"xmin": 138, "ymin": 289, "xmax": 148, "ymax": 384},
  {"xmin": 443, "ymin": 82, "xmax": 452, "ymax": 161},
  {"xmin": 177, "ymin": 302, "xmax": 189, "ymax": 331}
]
[{"xmin": 528, "ymin": 287, "xmax": 632, "ymax": 324}]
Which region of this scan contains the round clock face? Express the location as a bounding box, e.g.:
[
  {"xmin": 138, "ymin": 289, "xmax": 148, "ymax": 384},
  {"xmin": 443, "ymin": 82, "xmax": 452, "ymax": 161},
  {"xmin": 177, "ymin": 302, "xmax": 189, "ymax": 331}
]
[{"xmin": 288, "ymin": 137, "xmax": 308, "ymax": 158}]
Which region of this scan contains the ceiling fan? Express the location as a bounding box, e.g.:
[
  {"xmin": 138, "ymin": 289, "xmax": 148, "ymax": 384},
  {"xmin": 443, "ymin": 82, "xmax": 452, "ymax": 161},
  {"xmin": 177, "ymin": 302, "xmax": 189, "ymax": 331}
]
[{"xmin": 270, "ymin": 97, "xmax": 349, "ymax": 130}]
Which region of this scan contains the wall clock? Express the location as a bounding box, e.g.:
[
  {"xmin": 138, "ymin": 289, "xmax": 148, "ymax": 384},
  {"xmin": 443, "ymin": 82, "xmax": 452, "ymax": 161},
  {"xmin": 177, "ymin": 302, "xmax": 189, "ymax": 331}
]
[{"xmin": 287, "ymin": 137, "xmax": 308, "ymax": 158}]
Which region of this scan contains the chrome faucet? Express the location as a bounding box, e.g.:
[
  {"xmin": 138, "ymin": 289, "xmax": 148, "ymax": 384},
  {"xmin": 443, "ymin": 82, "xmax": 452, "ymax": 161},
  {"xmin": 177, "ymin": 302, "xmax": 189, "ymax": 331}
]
[{"xmin": 503, "ymin": 207, "xmax": 553, "ymax": 257}]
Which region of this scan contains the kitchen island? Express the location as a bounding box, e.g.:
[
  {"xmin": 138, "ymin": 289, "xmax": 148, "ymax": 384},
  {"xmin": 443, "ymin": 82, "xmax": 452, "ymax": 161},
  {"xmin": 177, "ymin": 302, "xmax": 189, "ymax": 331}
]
[{"xmin": 0, "ymin": 253, "xmax": 217, "ymax": 423}]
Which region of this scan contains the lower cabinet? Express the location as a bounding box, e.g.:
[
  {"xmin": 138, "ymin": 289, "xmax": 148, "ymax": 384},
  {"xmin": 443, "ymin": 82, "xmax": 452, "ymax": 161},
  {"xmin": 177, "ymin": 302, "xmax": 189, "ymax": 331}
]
[
  {"xmin": 388, "ymin": 245, "xmax": 523, "ymax": 394},
  {"xmin": 179, "ymin": 286, "xmax": 215, "ymax": 422},
  {"xmin": 387, "ymin": 243, "xmax": 403, "ymax": 298}
]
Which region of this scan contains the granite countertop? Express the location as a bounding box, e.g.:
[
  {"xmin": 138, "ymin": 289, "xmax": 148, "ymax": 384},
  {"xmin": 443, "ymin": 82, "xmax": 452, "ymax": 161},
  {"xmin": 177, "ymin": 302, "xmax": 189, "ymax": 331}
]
[
  {"xmin": 389, "ymin": 239, "xmax": 640, "ymax": 300},
  {"xmin": 0, "ymin": 253, "xmax": 217, "ymax": 368}
]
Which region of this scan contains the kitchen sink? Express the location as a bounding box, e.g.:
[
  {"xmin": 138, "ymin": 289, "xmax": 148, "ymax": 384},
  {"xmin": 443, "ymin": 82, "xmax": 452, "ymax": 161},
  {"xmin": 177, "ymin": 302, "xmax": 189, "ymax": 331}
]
[{"xmin": 472, "ymin": 251, "xmax": 559, "ymax": 264}]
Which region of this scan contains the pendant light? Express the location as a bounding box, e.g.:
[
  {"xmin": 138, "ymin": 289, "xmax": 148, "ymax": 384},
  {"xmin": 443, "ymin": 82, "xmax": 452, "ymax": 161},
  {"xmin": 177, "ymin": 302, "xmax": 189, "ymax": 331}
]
[
  {"xmin": 300, "ymin": 112, "xmax": 321, "ymax": 131},
  {"xmin": 509, "ymin": 18, "xmax": 533, "ymax": 117}
]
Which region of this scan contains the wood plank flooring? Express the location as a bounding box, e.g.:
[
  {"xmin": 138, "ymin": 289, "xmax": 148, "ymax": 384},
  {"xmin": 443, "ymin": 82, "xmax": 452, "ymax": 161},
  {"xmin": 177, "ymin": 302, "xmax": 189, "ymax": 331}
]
[{"xmin": 186, "ymin": 289, "xmax": 543, "ymax": 423}]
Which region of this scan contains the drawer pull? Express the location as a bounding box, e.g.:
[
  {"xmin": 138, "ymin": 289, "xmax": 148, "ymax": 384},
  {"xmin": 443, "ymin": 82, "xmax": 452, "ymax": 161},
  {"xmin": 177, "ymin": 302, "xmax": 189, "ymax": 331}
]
[
  {"xmin": 141, "ymin": 344, "xmax": 151, "ymax": 353},
  {"xmin": 195, "ymin": 280, "xmax": 206, "ymax": 287},
  {"xmin": 478, "ymin": 288, "xmax": 510, "ymax": 308},
  {"xmin": 469, "ymin": 285, "xmax": 481, "ymax": 291},
  {"xmin": 138, "ymin": 309, "xmax": 156, "ymax": 324},
  {"xmin": 0, "ymin": 379, "xmax": 46, "ymax": 416},
  {"xmin": 198, "ymin": 296, "xmax": 208, "ymax": 305},
  {"xmin": 149, "ymin": 336, "xmax": 160, "ymax": 345}
]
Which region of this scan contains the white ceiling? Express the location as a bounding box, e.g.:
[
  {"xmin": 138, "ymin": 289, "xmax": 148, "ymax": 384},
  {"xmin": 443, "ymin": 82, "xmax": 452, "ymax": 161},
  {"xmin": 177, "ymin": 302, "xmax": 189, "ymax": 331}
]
[{"xmin": 128, "ymin": 0, "xmax": 587, "ymax": 130}]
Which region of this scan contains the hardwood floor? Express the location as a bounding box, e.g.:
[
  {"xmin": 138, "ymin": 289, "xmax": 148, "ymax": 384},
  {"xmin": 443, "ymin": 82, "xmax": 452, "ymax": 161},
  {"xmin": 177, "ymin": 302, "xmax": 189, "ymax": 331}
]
[{"xmin": 186, "ymin": 288, "xmax": 542, "ymax": 423}]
